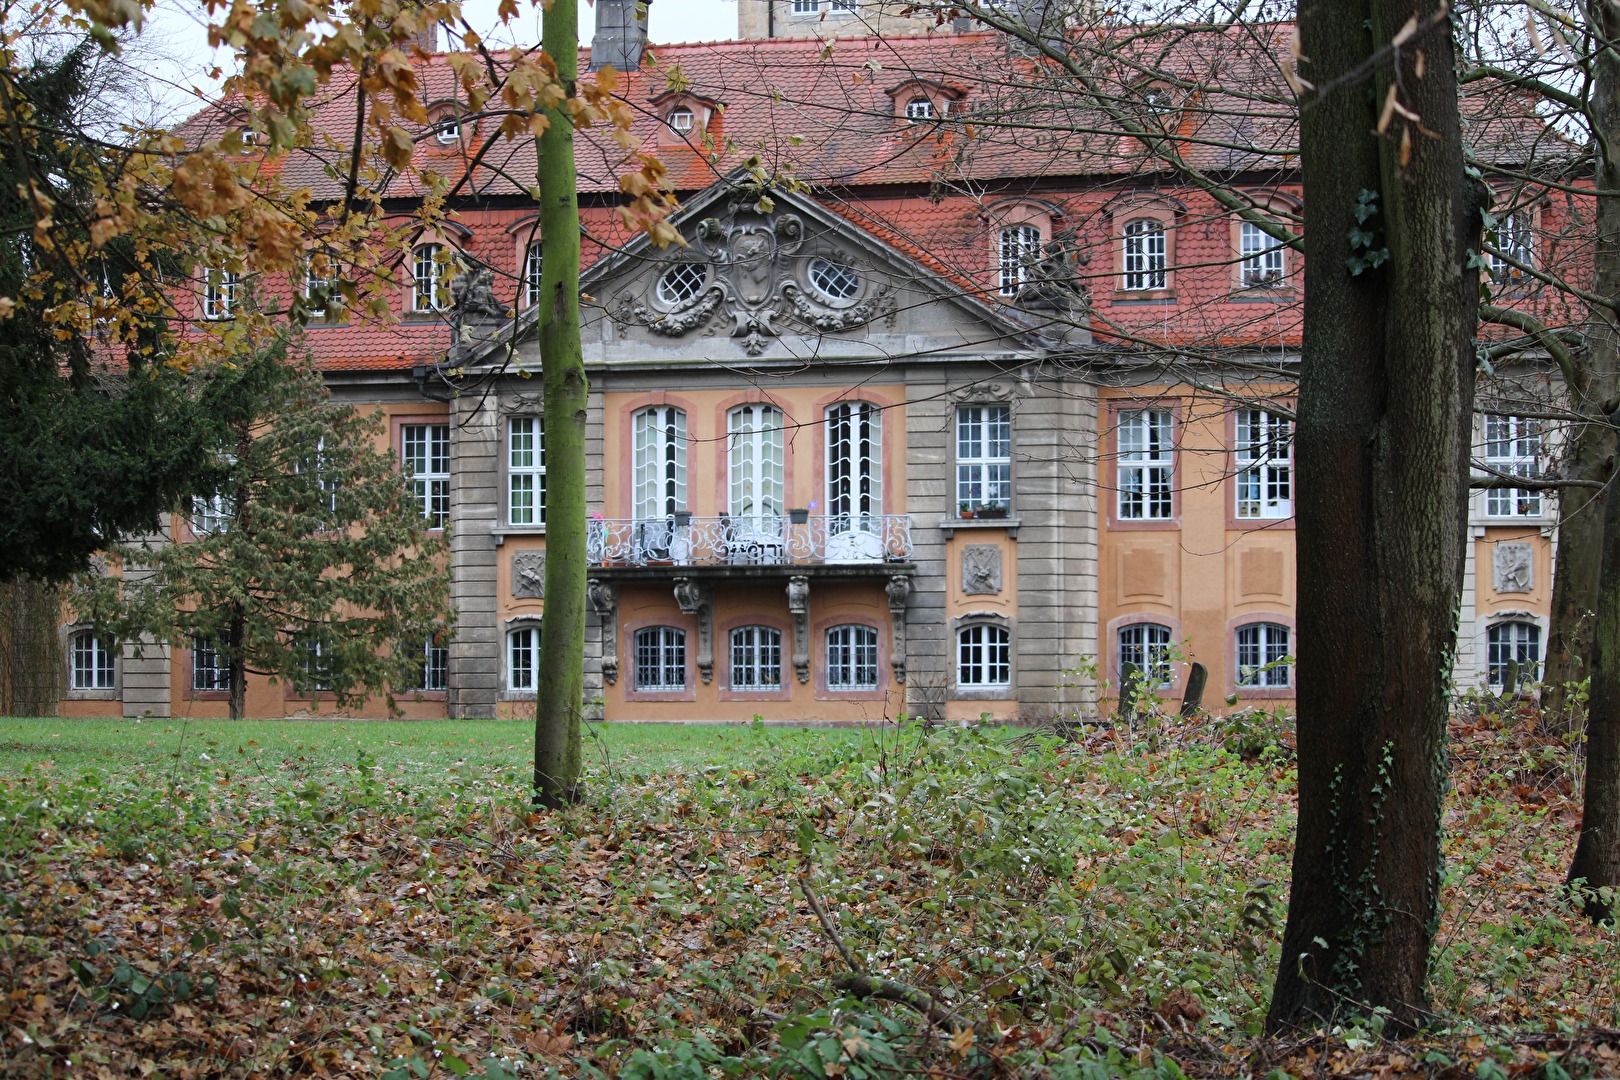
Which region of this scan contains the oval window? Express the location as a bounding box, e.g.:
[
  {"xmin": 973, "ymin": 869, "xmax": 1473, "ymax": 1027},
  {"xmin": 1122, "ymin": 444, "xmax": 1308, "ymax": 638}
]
[
  {"xmin": 657, "ymin": 262, "xmax": 708, "ymax": 306},
  {"xmin": 808, "ymin": 258, "xmax": 860, "ymax": 302}
]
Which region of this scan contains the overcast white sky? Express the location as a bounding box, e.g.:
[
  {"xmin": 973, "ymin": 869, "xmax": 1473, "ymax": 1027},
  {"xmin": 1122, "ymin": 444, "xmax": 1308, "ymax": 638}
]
[{"xmin": 140, "ymin": 0, "xmax": 739, "ymax": 121}]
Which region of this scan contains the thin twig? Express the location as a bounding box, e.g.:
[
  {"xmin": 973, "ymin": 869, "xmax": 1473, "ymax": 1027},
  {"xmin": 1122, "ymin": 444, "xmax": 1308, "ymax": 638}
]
[{"xmin": 799, "ymin": 873, "xmax": 862, "ymax": 975}]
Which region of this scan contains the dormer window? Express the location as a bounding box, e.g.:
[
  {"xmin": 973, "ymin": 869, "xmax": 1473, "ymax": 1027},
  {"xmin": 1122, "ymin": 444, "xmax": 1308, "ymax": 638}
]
[
  {"xmin": 667, "ymin": 108, "xmax": 694, "ymax": 135},
  {"xmin": 650, "ymin": 92, "xmax": 720, "ymax": 147},
  {"xmin": 888, "ymin": 80, "xmax": 964, "ymax": 127},
  {"xmin": 435, "ymin": 118, "xmax": 460, "ymax": 144},
  {"xmin": 905, "ymin": 97, "xmax": 935, "ymax": 123}
]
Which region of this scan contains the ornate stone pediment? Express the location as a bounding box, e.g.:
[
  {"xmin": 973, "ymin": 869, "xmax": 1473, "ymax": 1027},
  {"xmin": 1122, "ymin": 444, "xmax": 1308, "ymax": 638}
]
[{"xmin": 611, "ymin": 197, "xmax": 897, "ymax": 356}]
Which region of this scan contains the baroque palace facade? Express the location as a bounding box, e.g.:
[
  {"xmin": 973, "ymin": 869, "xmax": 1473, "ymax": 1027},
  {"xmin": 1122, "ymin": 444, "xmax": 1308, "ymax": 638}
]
[{"xmin": 61, "ymin": 5, "xmax": 1572, "ymax": 721}]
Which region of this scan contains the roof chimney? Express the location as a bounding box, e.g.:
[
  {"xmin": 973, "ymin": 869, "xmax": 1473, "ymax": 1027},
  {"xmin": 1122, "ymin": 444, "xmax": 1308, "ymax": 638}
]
[{"xmin": 591, "ymin": 0, "xmax": 651, "ymax": 72}]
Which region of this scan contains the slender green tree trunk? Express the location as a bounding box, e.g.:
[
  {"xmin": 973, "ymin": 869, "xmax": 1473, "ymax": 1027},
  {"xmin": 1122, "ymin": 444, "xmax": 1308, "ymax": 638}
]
[
  {"xmin": 1267, "ymin": 0, "xmax": 1484, "ymax": 1032},
  {"xmin": 1565, "ymin": 6, "xmax": 1620, "ymax": 919},
  {"xmin": 533, "ymin": 0, "xmax": 586, "ymax": 807}
]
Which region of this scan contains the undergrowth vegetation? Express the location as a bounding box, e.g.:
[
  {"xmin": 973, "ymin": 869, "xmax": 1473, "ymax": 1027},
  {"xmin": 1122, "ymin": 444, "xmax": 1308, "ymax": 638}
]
[{"xmin": 0, "ymin": 713, "xmax": 1615, "ymax": 1077}]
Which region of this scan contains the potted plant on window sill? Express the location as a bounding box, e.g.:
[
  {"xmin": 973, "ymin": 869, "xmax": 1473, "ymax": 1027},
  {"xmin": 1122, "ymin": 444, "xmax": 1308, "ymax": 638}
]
[
  {"xmin": 976, "ymin": 502, "xmax": 1008, "ymax": 520},
  {"xmin": 958, "ymin": 502, "xmax": 976, "ymax": 520}
]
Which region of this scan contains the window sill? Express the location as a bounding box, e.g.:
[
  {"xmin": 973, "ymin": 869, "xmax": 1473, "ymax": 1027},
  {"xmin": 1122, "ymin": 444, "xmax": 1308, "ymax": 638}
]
[
  {"xmin": 1227, "ymin": 290, "xmax": 1294, "ymax": 303},
  {"xmin": 954, "ymin": 686, "xmax": 1016, "ymax": 700},
  {"xmin": 66, "ymin": 689, "xmax": 118, "ymax": 701},
  {"xmin": 493, "ymin": 524, "xmax": 547, "ymax": 546},
  {"xmin": 1111, "ymin": 290, "xmax": 1175, "ymax": 305},
  {"xmin": 939, "ymin": 515, "xmax": 1021, "ymax": 539}
]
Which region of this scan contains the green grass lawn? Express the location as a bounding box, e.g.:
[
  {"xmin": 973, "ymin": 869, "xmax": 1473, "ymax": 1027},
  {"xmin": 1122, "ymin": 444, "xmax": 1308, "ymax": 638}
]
[{"xmin": 0, "ymin": 716, "xmax": 879, "ymax": 779}]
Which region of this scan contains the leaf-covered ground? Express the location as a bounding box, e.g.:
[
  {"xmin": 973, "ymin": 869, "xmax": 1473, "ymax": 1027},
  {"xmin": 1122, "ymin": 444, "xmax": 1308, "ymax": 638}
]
[{"xmin": 0, "ymin": 712, "xmax": 1616, "ymax": 1078}]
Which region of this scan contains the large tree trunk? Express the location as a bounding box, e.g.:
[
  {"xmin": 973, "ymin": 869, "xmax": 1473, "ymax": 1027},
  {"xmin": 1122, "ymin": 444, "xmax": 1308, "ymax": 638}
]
[
  {"xmin": 0, "ymin": 578, "xmax": 62, "ymax": 715},
  {"xmin": 1543, "ymin": 433, "xmax": 1611, "ymax": 728},
  {"xmin": 1268, "ymin": 0, "xmax": 1484, "ymax": 1032},
  {"xmin": 228, "ymin": 602, "xmax": 246, "ymax": 722},
  {"xmin": 532, "ymin": 0, "xmax": 586, "ymax": 808},
  {"xmin": 1565, "ymin": 4, "xmax": 1620, "ymax": 919}
]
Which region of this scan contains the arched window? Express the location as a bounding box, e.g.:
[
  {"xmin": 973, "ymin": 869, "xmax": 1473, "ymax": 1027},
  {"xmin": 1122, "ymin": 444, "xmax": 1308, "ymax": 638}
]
[
  {"xmin": 635, "ymin": 626, "xmax": 687, "ymax": 691},
  {"xmin": 826, "ymin": 624, "xmax": 879, "ymax": 691},
  {"xmin": 1235, "ymin": 622, "xmax": 1291, "ymax": 688},
  {"xmin": 1239, "ymin": 220, "xmax": 1286, "ymax": 287},
  {"xmin": 958, "ymin": 624, "xmax": 1011, "ymax": 688},
  {"xmin": 70, "ymin": 630, "xmax": 115, "ymax": 691},
  {"xmin": 905, "ymin": 96, "xmax": 934, "ymax": 122},
  {"xmin": 728, "ymin": 404, "xmax": 784, "ymax": 525},
  {"xmin": 192, "ymin": 636, "xmax": 229, "ymax": 692},
  {"xmin": 523, "ymin": 243, "xmax": 543, "ymax": 308},
  {"xmin": 1121, "ymin": 218, "xmax": 1167, "ymax": 291},
  {"xmin": 412, "ymin": 243, "xmax": 445, "ymax": 312},
  {"xmin": 998, "ymin": 225, "xmax": 1041, "ymax": 297},
  {"xmin": 1487, "ymin": 621, "xmax": 1541, "ymax": 688},
  {"xmin": 730, "ymin": 626, "xmax": 782, "ymax": 690},
  {"xmin": 1118, "ymin": 622, "xmax": 1171, "ymax": 688},
  {"xmin": 508, "ymin": 626, "xmax": 539, "ymax": 693},
  {"xmin": 656, "ymin": 262, "xmax": 708, "ymax": 306}
]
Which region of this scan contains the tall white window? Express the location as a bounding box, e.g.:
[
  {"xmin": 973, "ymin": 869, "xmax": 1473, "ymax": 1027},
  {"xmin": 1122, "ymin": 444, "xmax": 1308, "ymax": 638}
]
[
  {"xmin": 956, "ymin": 405, "xmax": 1011, "ymax": 511},
  {"xmin": 299, "ymin": 637, "xmax": 331, "ymax": 692},
  {"xmin": 826, "ymin": 402, "xmax": 882, "ymax": 529},
  {"xmin": 1235, "ymin": 409, "xmax": 1292, "ymax": 519},
  {"xmin": 1118, "ymin": 623, "xmax": 1172, "ymax": 688},
  {"xmin": 998, "ymin": 225, "xmax": 1042, "ymax": 297},
  {"xmin": 523, "ymin": 243, "xmax": 543, "ymax": 308},
  {"xmin": 412, "ymin": 243, "xmax": 444, "ymax": 312},
  {"xmin": 633, "ymin": 406, "xmax": 687, "ymax": 521},
  {"xmin": 1117, "ymin": 409, "xmax": 1173, "ymax": 520},
  {"xmin": 1484, "ymin": 415, "xmax": 1542, "ymax": 518},
  {"xmin": 70, "ymin": 630, "xmax": 115, "ymax": 691},
  {"xmin": 1487, "ymin": 621, "xmax": 1541, "ymax": 688},
  {"xmin": 305, "ymin": 263, "xmax": 331, "ymax": 317},
  {"xmin": 508, "ymin": 626, "xmax": 539, "ymax": 693},
  {"xmin": 192, "ymin": 490, "xmax": 233, "ymax": 535},
  {"xmin": 1488, "ymin": 211, "xmax": 1534, "ymax": 281},
  {"xmin": 1239, "ymin": 220, "xmax": 1286, "ymax": 287},
  {"xmin": 202, "ymin": 268, "xmax": 238, "ymax": 320},
  {"xmin": 509, "ymin": 417, "xmax": 546, "ymax": 526},
  {"xmin": 402, "ymin": 423, "xmax": 450, "ymax": 528},
  {"xmin": 826, "ymin": 624, "xmax": 880, "ymax": 691},
  {"xmin": 192, "ymin": 636, "xmax": 229, "ymax": 692},
  {"xmin": 415, "ymin": 637, "xmax": 448, "ymax": 692},
  {"xmin": 728, "ymin": 404, "xmax": 784, "ymax": 525},
  {"xmin": 958, "ymin": 624, "xmax": 1011, "ymax": 689},
  {"xmin": 1122, "ymin": 218, "xmax": 1167, "ymax": 291},
  {"xmin": 635, "ymin": 626, "xmax": 687, "ymax": 691},
  {"xmin": 730, "ymin": 626, "xmax": 782, "ymax": 691},
  {"xmin": 1236, "ymin": 623, "xmax": 1291, "ymax": 688}
]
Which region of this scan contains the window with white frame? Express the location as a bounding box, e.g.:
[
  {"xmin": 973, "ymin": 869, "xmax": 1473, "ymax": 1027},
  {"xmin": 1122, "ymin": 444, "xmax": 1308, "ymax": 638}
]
[
  {"xmin": 956, "ymin": 405, "xmax": 1011, "ymax": 512},
  {"xmin": 791, "ymin": 0, "xmax": 818, "ymax": 12},
  {"xmin": 666, "ymin": 108, "xmax": 694, "ymax": 134},
  {"xmin": 417, "ymin": 637, "xmax": 448, "ymax": 692},
  {"xmin": 305, "ymin": 263, "xmax": 332, "ymax": 317},
  {"xmin": 508, "ymin": 626, "xmax": 539, "ymax": 693},
  {"xmin": 508, "ymin": 417, "xmax": 546, "ymax": 526},
  {"xmin": 633, "ymin": 406, "xmax": 687, "ymax": 521},
  {"xmin": 201, "ymin": 268, "xmax": 238, "ymax": 320},
  {"xmin": 1118, "ymin": 622, "xmax": 1172, "ymax": 688},
  {"xmin": 1483, "ymin": 415, "xmax": 1542, "ymax": 517},
  {"xmin": 728, "ymin": 404, "xmax": 784, "ymax": 525},
  {"xmin": 1121, "ymin": 218, "xmax": 1168, "ymax": 291},
  {"xmin": 905, "ymin": 97, "xmax": 934, "ymax": 122},
  {"xmin": 826, "ymin": 624, "xmax": 880, "ymax": 691},
  {"xmin": 1116, "ymin": 409, "xmax": 1173, "ymax": 520},
  {"xmin": 1239, "ymin": 220, "xmax": 1286, "ymax": 287},
  {"xmin": 1235, "ymin": 622, "xmax": 1291, "ymax": 688},
  {"xmin": 1235, "ymin": 409, "xmax": 1292, "ymax": 519},
  {"xmin": 523, "ymin": 243, "xmax": 543, "ymax": 308},
  {"xmin": 958, "ymin": 624, "xmax": 1011, "ymax": 689},
  {"xmin": 434, "ymin": 117, "xmax": 460, "ymax": 144},
  {"xmin": 192, "ymin": 636, "xmax": 229, "ymax": 692},
  {"xmin": 402, "ymin": 423, "xmax": 450, "ymax": 528},
  {"xmin": 70, "ymin": 630, "xmax": 115, "ymax": 691},
  {"xmin": 1487, "ymin": 620, "xmax": 1541, "ymax": 688},
  {"xmin": 1488, "ymin": 211, "xmax": 1534, "ymax": 281},
  {"xmin": 192, "ymin": 490, "xmax": 233, "ymax": 535},
  {"xmin": 635, "ymin": 626, "xmax": 687, "ymax": 691},
  {"xmin": 298, "ymin": 636, "xmax": 331, "ymax": 692},
  {"xmin": 998, "ymin": 224, "xmax": 1042, "ymax": 297},
  {"xmin": 730, "ymin": 626, "xmax": 782, "ymax": 691},
  {"xmin": 412, "ymin": 243, "xmax": 445, "ymax": 312},
  {"xmin": 826, "ymin": 402, "xmax": 882, "ymax": 530},
  {"xmin": 829, "ymin": 0, "xmax": 856, "ymax": 10}
]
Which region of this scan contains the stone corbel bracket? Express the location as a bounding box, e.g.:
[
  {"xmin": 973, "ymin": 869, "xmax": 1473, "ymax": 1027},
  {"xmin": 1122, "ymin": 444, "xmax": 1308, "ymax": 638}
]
[
  {"xmin": 787, "ymin": 575, "xmax": 811, "ymax": 684},
  {"xmin": 886, "ymin": 573, "xmax": 912, "ymax": 684},
  {"xmin": 674, "ymin": 577, "xmax": 715, "ymax": 684},
  {"xmin": 588, "ymin": 578, "xmax": 619, "ymax": 685}
]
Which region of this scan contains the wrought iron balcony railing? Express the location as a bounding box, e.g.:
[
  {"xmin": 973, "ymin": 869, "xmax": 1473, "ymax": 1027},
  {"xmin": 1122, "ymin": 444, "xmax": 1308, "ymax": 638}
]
[{"xmin": 587, "ymin": 513, "xmax": 913, "ymax": 568}]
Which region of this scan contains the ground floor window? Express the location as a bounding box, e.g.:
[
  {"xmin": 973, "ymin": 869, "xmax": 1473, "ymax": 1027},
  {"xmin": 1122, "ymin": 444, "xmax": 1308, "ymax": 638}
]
[
  {"xmin": 1118, "ymin": 622, "xmax": 1172, "ymax": 688},
  {"xmin": 957, "ymin": 624, "xmax": 1011, "ymax": 688},
  {"xmin": 730, "ymin": 626, "xmax": 781, "ymax": 691},
  {"xmin": 509, "ymin": 627, "xmax": 539, "ymax": 693},
  {"xmin": 826, "ymin": 624, "xmax": 879, "ymax": 691},
  {"xmin": 635, "ymin": 626, "xmax": 687, "ymax": 691},
  {"xmin": 1235, "ymin": 622, "xmax": 1291, "ymax": 688},
  {"xmin": 1488, "ymin": 621, "xmax": 1540, "ymax": 688},
  {"xmin": 70, "ymin": 630, "xmax": 115, "ymax": 690},
  {"xmin": 418, "ymin": 638, "xmax": 448, "ymax": 692},
  {"xmin": 193, "ymin": 636, "xmax": 229, "ymax": 692}
]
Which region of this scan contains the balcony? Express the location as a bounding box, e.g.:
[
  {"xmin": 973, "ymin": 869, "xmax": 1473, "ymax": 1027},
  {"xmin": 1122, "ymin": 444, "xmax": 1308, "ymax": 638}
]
[{"xmin": 587, "ymin": 513, "xmax": 913, "ymax": 569}]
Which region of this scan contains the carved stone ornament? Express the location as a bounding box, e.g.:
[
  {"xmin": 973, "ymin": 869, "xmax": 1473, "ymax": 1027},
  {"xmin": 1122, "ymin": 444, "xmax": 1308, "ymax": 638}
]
[
  {"xmin": 501, "ymin": 390, "xmax": 543, "ymax": 414},
  {"xmin": 673, "ymin": 578, "xmax": 715, "ymax": 683},
  {"xmin": 1012, "ymin": 227, "xmax": 1090, "ymax": 314},
  {"xmin": 787, "ymin": 575, "xmax": 811, "ymax": 684},
  {"xmin": 886, "ymin": 574, "xmax": 912, "ymax": 685},
  {"xmin": 512, "ymin": 551, "xmax": 546, "ymax": 599},
  {"xmin": 962, "ymin": 545, "xmax": 1002, "ymax": 595},
  {"xmin": 611, "ymin": 198, "xmax": 896, "ymax": 356},
  {"xmin": 1494, "ymin": 542, "xmax": 1535, "ymax": 594},
  {"xmin": 588, "ymin": 578, "xmax": 620, "ymax": 684},
  {"xmin": 450, "ymin": 256, "xmax": 507, "ymax": 321}
]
